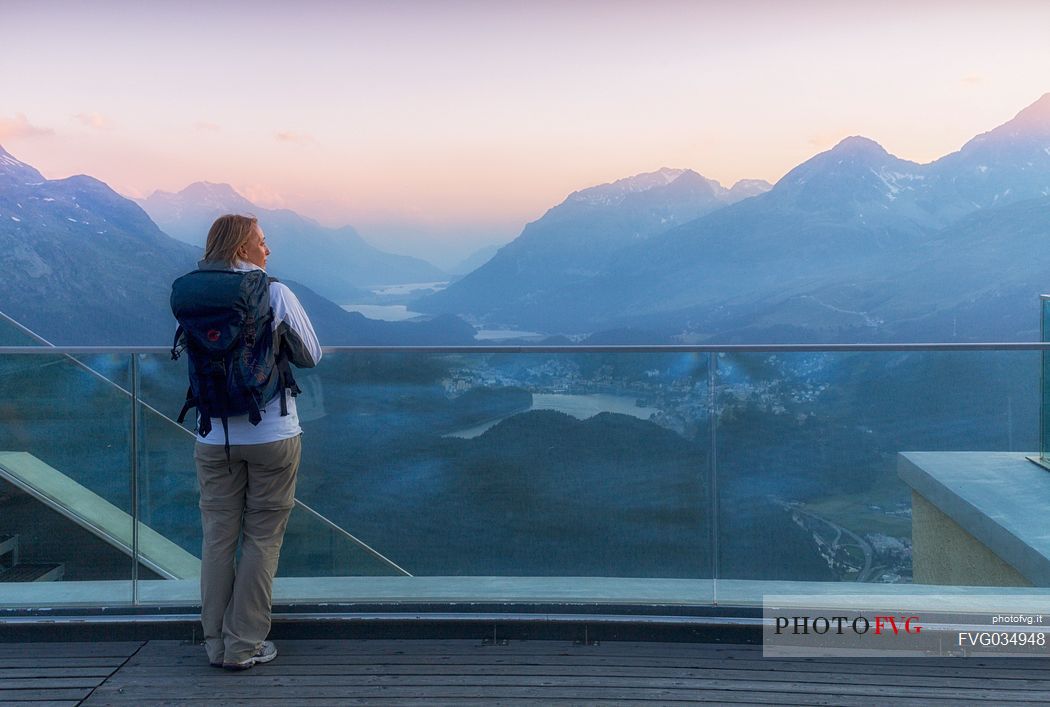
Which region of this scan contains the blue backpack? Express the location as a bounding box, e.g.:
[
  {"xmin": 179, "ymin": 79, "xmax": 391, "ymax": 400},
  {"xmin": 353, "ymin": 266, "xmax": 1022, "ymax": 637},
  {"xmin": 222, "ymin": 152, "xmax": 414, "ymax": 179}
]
[{"xmin": 170, "ymin": 266, "xmax": 299, "ymax": 458}]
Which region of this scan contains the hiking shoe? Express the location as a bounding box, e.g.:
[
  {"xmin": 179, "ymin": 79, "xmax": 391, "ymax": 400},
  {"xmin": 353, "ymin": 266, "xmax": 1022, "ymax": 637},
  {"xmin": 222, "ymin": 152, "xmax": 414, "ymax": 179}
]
[{"xmin": 222, "ymin": 641, "xmax": 278, "ymax": 670}]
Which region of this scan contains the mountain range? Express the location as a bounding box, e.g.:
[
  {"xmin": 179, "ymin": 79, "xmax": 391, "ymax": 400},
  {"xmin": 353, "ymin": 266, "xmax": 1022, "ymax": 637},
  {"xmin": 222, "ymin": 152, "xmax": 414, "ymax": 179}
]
[
  {"xmin": 5, "ymin": 92, "xmax": 1050, "ymax": 345},
  {"xmin": 0, "ymin": 146, "xmax": 474, "ymax": 345},
  {"xmin": 139, "ymin": 183, "xmax": 447, "ymax": 302},
  {"xmin": 0, "ymin": 148, "xmax": 196, "ymax": 344},
  {"xmin": 418, "ymin": 168, "xmax": 771, "ymax": 329},
  {"xmin": 417, "ymin": 94, "xmax": 1050, "ymax": 342}
]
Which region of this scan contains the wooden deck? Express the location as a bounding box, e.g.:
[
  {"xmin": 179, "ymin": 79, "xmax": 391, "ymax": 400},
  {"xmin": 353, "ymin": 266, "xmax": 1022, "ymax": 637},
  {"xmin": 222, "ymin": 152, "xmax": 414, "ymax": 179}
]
[{"xmin": 4, "ymin": 639, "xmax": 1050, "ymax": 705}]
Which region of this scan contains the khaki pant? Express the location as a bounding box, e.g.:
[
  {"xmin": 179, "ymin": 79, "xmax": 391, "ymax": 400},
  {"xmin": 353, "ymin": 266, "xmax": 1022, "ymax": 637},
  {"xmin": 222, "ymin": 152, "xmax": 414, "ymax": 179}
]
[{"xmin": 195, "ymin": 435, "xmax": 301, "ymax": 664}]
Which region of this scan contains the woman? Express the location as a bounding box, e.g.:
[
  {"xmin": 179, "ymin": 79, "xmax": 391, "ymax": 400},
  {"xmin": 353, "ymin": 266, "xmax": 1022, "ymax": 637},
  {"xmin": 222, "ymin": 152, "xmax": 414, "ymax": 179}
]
[{"xmin": 191, "ymin": 214, "xmax": 321, "ymax": 670}]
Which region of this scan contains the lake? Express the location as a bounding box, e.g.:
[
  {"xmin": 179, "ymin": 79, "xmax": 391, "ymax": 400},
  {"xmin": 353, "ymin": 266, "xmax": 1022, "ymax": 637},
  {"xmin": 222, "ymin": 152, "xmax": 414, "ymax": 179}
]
[
  {"xmin": 340, "ymin": 304, "xmax": 551, "ymax": 341},
  {"xmin": 370, "ymin": 281, "xmax": 448, "ymax": 296},
  {"xmin": 445, "ymin": 393, "xmax": 661, "ymax": 439},
  {"xmin": 340, "ymin": 304, "xmax": 423, "ymax": 321}
]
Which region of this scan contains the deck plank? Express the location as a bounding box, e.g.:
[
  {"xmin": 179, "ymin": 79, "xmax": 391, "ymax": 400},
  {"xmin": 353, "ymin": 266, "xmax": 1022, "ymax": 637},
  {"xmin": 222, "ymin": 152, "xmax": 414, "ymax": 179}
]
[
  {"xmin": 0, "ymin": 641, "xmax": 143, "ymax": 658},
  {"xmin": 0, "ymin": 667, "xmax": 115, "ymax": 678},
  {"xmin": 0, "ymin": 657, "xmax": 127, "ymax": 668},
  {"xmin": 0, "ymin": 677, "xmax": 105, "ymax": 689},
  {"xmin": 0, "ymin": 688, "xmax": 94, "ymax": 701},
  {"xmin": 0, "ymin": 640, "xmax": 137, "ymax": 707}
]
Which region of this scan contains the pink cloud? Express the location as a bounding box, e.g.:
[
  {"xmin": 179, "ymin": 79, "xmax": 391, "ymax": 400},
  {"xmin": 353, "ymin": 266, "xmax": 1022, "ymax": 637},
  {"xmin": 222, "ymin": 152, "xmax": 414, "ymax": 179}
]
[
  {"xmin": 274, "ymin": 131, "xmax": 316, "ymax": 146},
  {"xmin": 74, "ymin": 112, "xmax": 114, "ymax": 130},
  {"xmin": 194, "ymin": 121, "xmax": 221, "ymax": 132},
  {"xmin": 0, "ymin": 113, "xmax": 54, "ymax": 140},
  {"xmin": 960, "ymin": 74, "xmax": 984, "ymax": 86},
  {"xmin": 239, "ymin": 184, "xmax": 287, "ymax": 208},
  {"xmin": 113, "ymin": 182, "xmax": 150, "ymax": 200}
]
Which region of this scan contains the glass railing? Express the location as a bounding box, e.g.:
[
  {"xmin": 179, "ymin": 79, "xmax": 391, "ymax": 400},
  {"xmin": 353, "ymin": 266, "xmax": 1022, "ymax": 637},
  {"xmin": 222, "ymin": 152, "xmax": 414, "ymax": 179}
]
[
  {"xmin": 716, "ymin": 348, "xmax": 1034, "ymax": 588},
  {"xmin": 1041, "ymin": 295, "xmax": 1050, "ymax": 466},
  {"xmin": 1, "ymin": 336, "xmax": 1048, "ymax": 611}
]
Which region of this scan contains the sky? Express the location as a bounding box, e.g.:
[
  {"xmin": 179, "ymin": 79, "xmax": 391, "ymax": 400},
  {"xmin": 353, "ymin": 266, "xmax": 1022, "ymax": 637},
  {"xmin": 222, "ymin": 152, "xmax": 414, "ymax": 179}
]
[{"xmin": 2, "ymin": 0, "xmax": 1050, "ymax": 266}]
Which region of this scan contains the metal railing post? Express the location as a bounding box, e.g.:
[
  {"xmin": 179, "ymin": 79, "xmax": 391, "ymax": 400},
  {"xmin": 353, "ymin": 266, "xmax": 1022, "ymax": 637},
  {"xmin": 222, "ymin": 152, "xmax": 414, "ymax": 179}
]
[
  {"xmin": 130, "ymin": 354, "xmax": 140, "ymax": 604},
  {"xmin": 708, "ymin": 352, "xmax": 719, "ymax": 604}
]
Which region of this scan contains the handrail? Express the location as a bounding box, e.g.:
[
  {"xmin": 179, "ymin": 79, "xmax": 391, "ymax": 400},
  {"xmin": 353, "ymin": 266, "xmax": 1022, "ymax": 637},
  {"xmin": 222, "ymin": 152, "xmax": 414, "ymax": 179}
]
[{"xmin": 3, "ymin": 342, "xmax": 1050, "ymax": 354}]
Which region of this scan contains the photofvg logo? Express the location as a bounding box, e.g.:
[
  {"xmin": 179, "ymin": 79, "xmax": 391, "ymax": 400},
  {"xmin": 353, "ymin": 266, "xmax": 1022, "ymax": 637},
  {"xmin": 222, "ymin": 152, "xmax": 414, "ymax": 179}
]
[
  {"xmin": 775, "ymin": 614, "xmax": 922, "ymax": 637},
  {"xmin": 765, "ymin": 612, "xmax": 926, "ymax": 657},
  {"xmin": 763, "ymin": 594, "xmax": 1050, "ymax": 657}
]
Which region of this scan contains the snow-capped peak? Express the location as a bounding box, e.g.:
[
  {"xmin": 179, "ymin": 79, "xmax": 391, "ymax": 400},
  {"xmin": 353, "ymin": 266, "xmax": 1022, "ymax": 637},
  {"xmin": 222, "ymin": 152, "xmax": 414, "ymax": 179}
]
[
  {"xmin": 604, "ymin": 167, "xmax": 687, "ymax": 193},
  {"xmin": 0, "ymin": 144, "xmax": 47, "ymax": 182},
  {"xmin": 0, "ymin": 151, "xmax": 27, "ymax": 169},
  {"xmin": 570, "ymin": 168, "xmax": 718, "ymax": 206}
]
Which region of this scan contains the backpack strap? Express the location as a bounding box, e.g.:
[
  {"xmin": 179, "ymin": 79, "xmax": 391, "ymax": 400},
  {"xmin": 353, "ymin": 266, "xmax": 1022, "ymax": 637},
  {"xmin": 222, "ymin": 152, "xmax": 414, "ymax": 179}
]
[
  {"xmin": 276, "ymin": 357, "xmax": 301, "ymax": 417},
  {"xmin": 198, "ymin": 410, "xmax": 212, "ymax": 437},
  {"xmin": 217, "ymin": 357, "xmax": 233, "ymax": 470},
  {"xmin": 271, "ymin": 323, "xmax": 301, "ymax": 417},
  {"xmin": 247, "ymin": 396, "xmax": 263, "ymax": 426},
  {"xmin": 176, "ymin": 386, "xmax": 196, "ymax": 424},
  {"xmin": 220, "ymin": 414, "xmax": 231, "ymax": 472},
  {"xmin": 170, "ymin": 325, "xmax": 185, "ymax": 361}
]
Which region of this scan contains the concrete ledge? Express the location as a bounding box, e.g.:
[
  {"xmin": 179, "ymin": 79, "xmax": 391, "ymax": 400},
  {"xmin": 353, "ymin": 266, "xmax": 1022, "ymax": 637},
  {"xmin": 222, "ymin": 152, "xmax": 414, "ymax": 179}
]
[
  {"xmin": 899, "ymin": 452, "xmax": 1050, "ymax": 587},
  {"xmin": 911, "ymin": 491, "xmax": 1030, "ymax": 586}
]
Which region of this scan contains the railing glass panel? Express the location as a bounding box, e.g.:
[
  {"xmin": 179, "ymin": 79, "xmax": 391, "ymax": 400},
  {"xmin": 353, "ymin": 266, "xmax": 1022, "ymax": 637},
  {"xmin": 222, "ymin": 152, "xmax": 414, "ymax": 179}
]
[
  {"xmin": 1041, "ymin": 295, "xmax": 1050, "ymax": 464},
  {"xmin": 715, "ymin": 350, "xmax": 1037, "ymax": 597},
  {"xmin": 282, "ymin": 351, "xmax": 713, "ymax": 584},
  {"xmin": 0, "ymin": 351, "xmax": 134, "ymax": 606}
]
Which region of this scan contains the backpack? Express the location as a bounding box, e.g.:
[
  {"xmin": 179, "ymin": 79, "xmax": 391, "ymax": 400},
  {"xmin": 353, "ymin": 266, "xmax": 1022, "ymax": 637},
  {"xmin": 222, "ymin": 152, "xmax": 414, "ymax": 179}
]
[{"xmin": 169, "ymin": 266, "xmax": 299, "ymax": 459}]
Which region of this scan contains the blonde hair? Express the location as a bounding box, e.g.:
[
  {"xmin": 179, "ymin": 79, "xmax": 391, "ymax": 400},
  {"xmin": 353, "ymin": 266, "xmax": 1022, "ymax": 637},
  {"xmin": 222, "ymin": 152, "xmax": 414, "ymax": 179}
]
[{"xmin": 203, "ymin": 214, "xmax": 259, "ymax": 266}]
